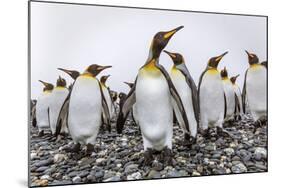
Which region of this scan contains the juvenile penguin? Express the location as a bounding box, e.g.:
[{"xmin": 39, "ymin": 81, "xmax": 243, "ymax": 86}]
[
  {"xmin": 198, "ymin": 52, "xmax": 228, "ymax": 136},
  {"xmin": 36, "ymin": 80, "xmax": 54, "ymax": 136},
  {"xmin": 230, "ymin": 74, "xmax": 243, "ymax": 120},
  {"xmin": 220, "ymin": 67, "xmax": 235, "ymax": 121},
  {"xmin": 117, "ymin": 26, "xmax": 189, "ymax": 165},
  {"xmin": 164, "ymin": 50, "xmax": 199, "ymax": 143},
  {"xmin": 100, "ymin": 75, "xmax": 115, "ymax": 120},
  {"xmin": 57, "ymin": 65, "xmax": 112, "ymax": 154},
  {"xmin": 48, "ymin": 76, "xmax": 69, "ymax": 135},
  {"xmin": 242, "ymin": 51, "xmax": 267, "ymax": 123}
]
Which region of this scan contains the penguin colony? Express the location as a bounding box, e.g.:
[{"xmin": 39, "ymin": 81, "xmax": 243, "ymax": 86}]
[{"xmin": 33, "ymin": 26, "xmax": 267, "ymax": 166}]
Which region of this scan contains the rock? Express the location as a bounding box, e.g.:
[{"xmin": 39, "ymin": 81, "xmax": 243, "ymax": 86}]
[
  {"xmin": 148, "ymin": 170, "xmax": 161, "ymax": 179},
  {"xmin": 127, "ymin": 172, "xmax": 142, "ymax": 180},
  {"xmin": 255, "ymin": 164, "xmax": 267, "ymax": 170},
  {"xmin": 31, "ymin": 152, "xmax": 37, "ymax": 160},
  {"xmin": 205, "ymin": 143, "xmax": 216, "ymax": 151},
  {"xmin": 166, "ymin": 170, "xmax": 181, "ymax": 177},
  {"xmin": 68, "ymin": 171, "xmax": 79, "ymax": 178},
  {"xmin": 36, "ymin": 166, "xmax": 49, "ymax": 172},
  {"xmin": 40, "ymin": 175, "xmax": 51, "ymax": 180},
  {"xmin": 152, "ymin": 161, "xmax": 164, "ymax": 171},
  {"xmin": 103, "ymin": 176, "xmax": 121, "ymax": 182},
  {"xmin": 94, "ymin": 170, "xmax": 104, "ymax": 179},
  {"xmin": 192, "ymin": 171, "xmax": 201, "ymax": 176},
  {"xmin": 224, "ymin": 148, "xmax": 235, "ymax": 156},
  {"xmin": 34, "ymin": 179, "xmax": 48, "ymax": 186},
  {"xmin": 86, "ymin": 174, "xmax": 96, "ymax": 182},
  {"xmin": 72, "ymin": 176, "xmax": 81, "ymax": 183},
  {"xmin": 35, "ymin": 158, "xmax": 54, "ymax": 167},
  {"xmin": 54, "ymin": 154, "xmax": 67, "ymax": 163},
  {"xmin": 124, "ymin": 164, "xmax": 139, "ymax": 174},
  {"xmin": 78, "ymin": 171, "xmax": 89, "ymax": 178},
  {"xmin": 96, "ymin": 158, "xmax": 106, "ymax": 164},
  {"xmin": 254, "ymin": 147, "xmax": 267, "ymax": 160},
  {"xmin": 231, "ymin": 163, "xmax": 247, "ymax": 173}
]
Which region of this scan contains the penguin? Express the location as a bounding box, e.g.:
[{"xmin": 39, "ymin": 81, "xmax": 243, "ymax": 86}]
[
  {"xmin": 117, "ymin": 26, "xmax": 189, "ymax": 165},
  {"xmin": 230, "ymin": 74, "xmax": 243, "ymax": 120},
  {"xmin": 57, "ymin": 64, "xmax": 112, "ymax": 154},
  {"xmin": 163, "ymin": 50, "xmax": 199, "ymax": 143},
  {"xmin": 124, "ymin": 82, "xmax": 138, "ymax": 125},
  {"xmin": 242, "ymin": 51, "xmax": 267, "ymax": 123},
  {"xmin": 198, "ymin": 52, "xmax": 228, "ymax": 136},
  {"xmin": 220, "ymin": 67, "xmax": 235, "ymax": 121},
  {"xmin": 118, "ymin": 92, "xmax": 127, "ymax": 114},
  {"xmin": 261, "ymin": 61, "xmax": 268, "ymax": 69},
  {"xmin": 31, "ymin": 99, "xmax": 37, "ymax": 127},
  {"xmin": 110, "ymin": 90, "xmax": 118, "ymax": 103},
  {"xmin": 100, "ymin": 75, "xmax": 115, "ymax": 120},
  {"xmin": 48, "ymin": 76, "xmax": 69, "ymax": 135},
  {"xmin": 55, "ymin": 68, "xmax": 80, "ymax": 137},
  {"xmin": 36, "ymin": 80, "xmax": 54, "ymax": 136}
]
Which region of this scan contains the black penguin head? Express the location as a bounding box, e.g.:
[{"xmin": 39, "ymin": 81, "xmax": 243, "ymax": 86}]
[
  {"xmin": 208, "ymin": 51, "xmax": 228, "ymax": 69},
  {"xmin": 56, "ymin": 76, "xmax": 66, "ymax": 87},
  {"xmin": 245, "ymin": 50, "xmax": 259, "ymax": 65},
  {"xmin": 118, "ymin": 92, "xmax": 127, "ymax": 99},
  {"xmin": 124, "ymin": 82, "xmax": 134, "ymax": 89},
  {"xmin": 39, "ymin": 80, "xmax": 54, "ymax": 92},
  {"xmin": 58, "ymin": 68, "xmax": 80, "ymax": 80},
  {"xmin": 230, "ymin": 74, "xmax": 240, "ymax": 84},
  {"xmin": 100, "ymin": 75, "xmax": 110, "ymax": 85},
  {"xmin": 150, "ymin": 26, "xmax": 184, "ymax": 58},
  {"xmin": 163, "ymin": 50, "xmax": 184, "ymax": 65},
  {"xmin": 220, "ymin": 67, "xmax": 228, "ymax": 78},
  {"xmin": 85, "ymin": 64, "xmax": 112, "ymax": 77},
  {"xmin": 110, "ymin": 90, "xmax": 118, "ymax": 102}
]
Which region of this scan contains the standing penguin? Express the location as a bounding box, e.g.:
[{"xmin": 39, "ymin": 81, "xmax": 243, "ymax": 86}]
[
  {"xmin": 58, "ymin": 64, "xmax": 112, "ymax": 154},
  {"xmin": 124, "ymin": 82, "xmax": 138, "ymax": 125},
  {"xmin": 117, "ymin": 26, "xmax": 189, "ymax": 165},
  {"xmin": 198, "ymin": 52, "xmax": 228, "ymax": 136},
  {"xmin": 220, "ymin": 67, "xmax": 235, "ymax": 121},
  {"xmin": 48, "ymin": 76, "xmax": 69, "ymax": 136},
  {"xmin": 242, "ymin": 51, "xmax": 267, "ymax": 124},
  {"xmin": 100, "ymin": 75, "xmax": 115, "ymax": 120},
  {"xmin": 230, "ymin": 74, "xmax": 243, "ymax": 120},
  {"xmin": 36, "ymin": 80, "xmax": 54, "ymax": 136},
  {"xmin": 163, "ymin": 50, "xmax": 199, "ymax": 143}
]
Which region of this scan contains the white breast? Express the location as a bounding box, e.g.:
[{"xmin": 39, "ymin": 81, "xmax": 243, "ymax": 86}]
[
  {"xmin": 49, "ymin": 87, "xmax": 69, "ymax": 134},
  {"xmin": 233, "ymin": 84, "xmax": 243, "ymax": 114},
  {"xmin": 246, "ymin": 65, "xmax": 267, "ymax": 121},
  {"xmin": 199, "ymin": 70, "xmax": 225, "ymax": 128},
  {"xmin": 170, "ymin": 69, "xmax": 197, "ymax": 137},
  {"xmin": 36, "ymin": 92, "xmax": 52, "ymax": 130},
  {"xmin": 136, "ymin": 68, "xmax": 173, "ymax": 150},
  {"xmin": 222, "ymin": 79, "xmax": 235, "ymax": 120},
  {"xmin": 102, "ymin": 86, "xmax": 113, "ymax": 119},
  {"xmin": 68, "ymin": 76, "xmax": 102, "ymax": 145}
]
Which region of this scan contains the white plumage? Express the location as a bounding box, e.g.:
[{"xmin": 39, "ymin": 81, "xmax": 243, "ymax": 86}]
[
  {"xmin": 222, "ymin": 78, "xmax": 235, "ymax": 120},
  {"xmin": 36, "ymin": 91, "xmax": 52, "ymax": 132}
]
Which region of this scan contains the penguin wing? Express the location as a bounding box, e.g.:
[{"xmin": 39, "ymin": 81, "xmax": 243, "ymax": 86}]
[
  {"xmin": 99, "ymin": 82, "xmax": 111, "ymax": 132},
  {"xmin": 31, "ymin": 105, "xmax": 37, "ymax": 127},
  {"xmin": 234, "ymin": 93, "xmax": 240, "ymax": 114},
  {"xmin": 116, "ymin": 83, "xmax": 136, "ymax": 134},
  {"xmin": 197, "ymin": 69, "xmax": 208, "ymax": 118},
  {"xmin": 55, "ymin": 93, "xmax": 70, "ymax": 137},
  {"xmin": 156, "ymin": 64, "xmax": 190, "ymax": 133},
  {"xmin": 177, "ymin": 65, "xmax": 199, "ymax": 123},
  {"xmin": 242, "ymin": 69, "xmax": 248, "ymax": 113},
  {"xmin": 223, "ymin": 92, "xmax": 227, "ymax": 119}
]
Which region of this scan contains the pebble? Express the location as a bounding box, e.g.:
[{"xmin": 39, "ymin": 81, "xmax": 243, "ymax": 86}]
[
  {"xmin": 72, "ymin": 176, "xmax": 81, "ymax": 183},
  {"xmin": 224, "ymin": 148, "xmax": 235, "ymax": 156},
  {"xmin": 54, "ymin": 154, "xmax": 67, "ymax": 163},
  {"xmin": 127, "ymin": 172, "xmax": 142, "ymax": 180},
  {"xmin": 147, "ymin": 170, "xmax": 161, "ymax": 179},
  {"xmin": 231, "ymin": 163, "xmax": 247, "ymax": 173},
  {"xmin": 103, "ymin": 176, "xmax": 121, "ymax": 182}
]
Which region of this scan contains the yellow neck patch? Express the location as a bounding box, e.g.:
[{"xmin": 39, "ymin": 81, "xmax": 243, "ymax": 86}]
[
  {"xmin": 43, "ymin": 90, "xmax": 52, "ymax": 94},
  {"xmin": 80, "ymin": 73, "xmax": 95, "ymax": 79},
  {"xmin": 250, "ymin": 64, "xmax": 262, "ymax": 70},
  {"xmin": 207, "ymin": 68, "xmax": 219, "ymax": 75},
  {"xmin": 140, "ymin": 59, "xmax": 161, "ymax": 77},
  {"xmin": 222, "ymin": 77, "xmax": 229, "ymax": 81},
  {"xmin": 55, "ymin": 86, "xmax": 66, "ymax": 90},
  {"xmin": 143, "ymin": 59, "xmax": 158, "ymax": 71}
]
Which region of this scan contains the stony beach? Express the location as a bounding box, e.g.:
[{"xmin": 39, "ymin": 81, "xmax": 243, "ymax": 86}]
[{"xmin": 30, "ymin": 114, "xmax": 267, "ymax": 187}]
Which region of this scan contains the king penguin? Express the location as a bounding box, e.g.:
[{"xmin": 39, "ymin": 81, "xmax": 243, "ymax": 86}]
[
  {"xmin": 48, "ymin": 76, "xmax": 69, "ymax": 136},
  {"xmin": 230, "ymin": 74, "xmax": 243, "ymax": 120},
  {"xmin": 242, "ymin": 51, "xmax": 267, "ymax": 124},
  {"xmin": 220, "ymin": 67, "xmax": 235, "ymax": 121},
  {"xmin": 36, "ymin": 80, "xmax": 54, "ymax": 136},
  {"xmin": 57, "ymin": 65, "xmax": 112, "ymax": 154},
  {"xmin": 198, "ymin": 52, "xmax": 228, "ymax": 136},
  {"xmin": 117, "ymin": 26, "xmax": 189, "ymax": 165},
  {"xmin": 100, "ymin": 75, "xmax": 115, "ymax": 121},
  {"xmin": 124, "ymin": 82, "xmax": 138, "ymax": 125},
  {"xmin": 163, "ymin": 50, "xmax": 199, "ymax": 144}
]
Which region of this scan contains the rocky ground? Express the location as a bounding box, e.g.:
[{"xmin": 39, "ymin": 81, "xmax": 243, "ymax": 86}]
[{"xmin": 30, "ymin": 114, "xmax": 267, "ymax": 187}]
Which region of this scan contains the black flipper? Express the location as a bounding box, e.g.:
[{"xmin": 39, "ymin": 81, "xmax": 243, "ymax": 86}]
[
  {"xmin": 197, "ymin": 69, "xmax": 208, "ymax": 119},
  {"xmin": 55, "ymin": 93, "xmax": 70, "ymax": 137},
  {"xmin": 242, "ymin": 69, "xmax": 248, "ymax": 114},
  {"xmin": 116, "ymin": 83, "xmax": 136, "ymax": 134},
  {"xmin": 223, "ymin": 92, "xmax": 227, "ymax": 119},
  {"xmin": 156, "ymin": 64, "xmax": 190, "ymax": 133},
  {"xmin": 234, "ymin": 93, "xmax": 240, "ymax": 115},
  {"xmin": 99, "ymin": 82, "xmax": 111, "ymax": 132}
]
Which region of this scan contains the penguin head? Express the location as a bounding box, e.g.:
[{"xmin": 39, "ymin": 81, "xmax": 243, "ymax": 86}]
[
  {"xmin": 124, "ymin": 82, "xmax": 134, "ymax": 89},
  {"xmin": 118, "ymin": 92, "xmax": 127, "ymax": 99},
  {"xmin": 56, "ymin": 76, "xmax": 67, "ymax": 87},
  {"xmin": 163, "ymin": 50, "xmax": 184, "ymax": 66},
  {"xmin": 58, "ymin": 68, "xmax": 80, "ymax": 80},
  {"xmin": 110, "ymin": 90, "xmax": 118, "ymax": 102},
  {"xmin": 245, "ymin": 50, "xmax": 259, "ymax": 65},
  {"xmin": 85, "ymin": 64, "xmax": 112, "ymax": 77},
  {"xmin": 220, "ymin": 67, "xmax": 228, "ymax": 78},
  {"xmin": 100, "ymin": 75, "xmax": 110, "ymax": 85},
  {"xmin": 150, "ymin": 26, "xmax": 184, "ymax": 58},
  {"xmin": 39, "ymin": 80, "xmax": 54, "ymax": 92},
  {"xmin": 230, "ymin": 74, "xmax": 240, "ymax": 84},
  {"xmin": 208, "ymin": 51, "xmax": 228, "ymax": 69}
]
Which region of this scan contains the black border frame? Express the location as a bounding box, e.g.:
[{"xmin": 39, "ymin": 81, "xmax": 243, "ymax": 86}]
[{"xmin": 28, "ymin": 1, "xmax": 268, "ymax": 187}]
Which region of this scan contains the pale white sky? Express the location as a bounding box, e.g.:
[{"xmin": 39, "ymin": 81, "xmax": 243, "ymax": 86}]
[{"xmin": 30, "ymin": 2, "xmax": 267, "ymax": 99}]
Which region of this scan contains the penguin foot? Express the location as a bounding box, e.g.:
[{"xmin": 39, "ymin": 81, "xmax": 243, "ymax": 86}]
[
  {"xmin": 64, "ymin": 143, "xmax": 81, "ymax": 153},
  {"xmin": 161, "ymin": 147, "xmax": 174, "ymax": 166},
  {"xmin": 143, "ymin": 149, "xmax": 154, "ymax": 166},
  {"xmin": 182, "ymin": 133, "xmax": 196, "ymax": 147},
  {"xmin": 86, "ymin": 143, "xmax": 95, "ymax": 155},
  {"xmin": 38, "ymin": 130, "xmax": 44, "ymax": 137}
]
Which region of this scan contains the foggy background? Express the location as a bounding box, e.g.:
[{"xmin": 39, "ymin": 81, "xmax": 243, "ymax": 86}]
[{"xmin": 30, "ymin": 2, "xmax": 267, "ymax": 100}]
